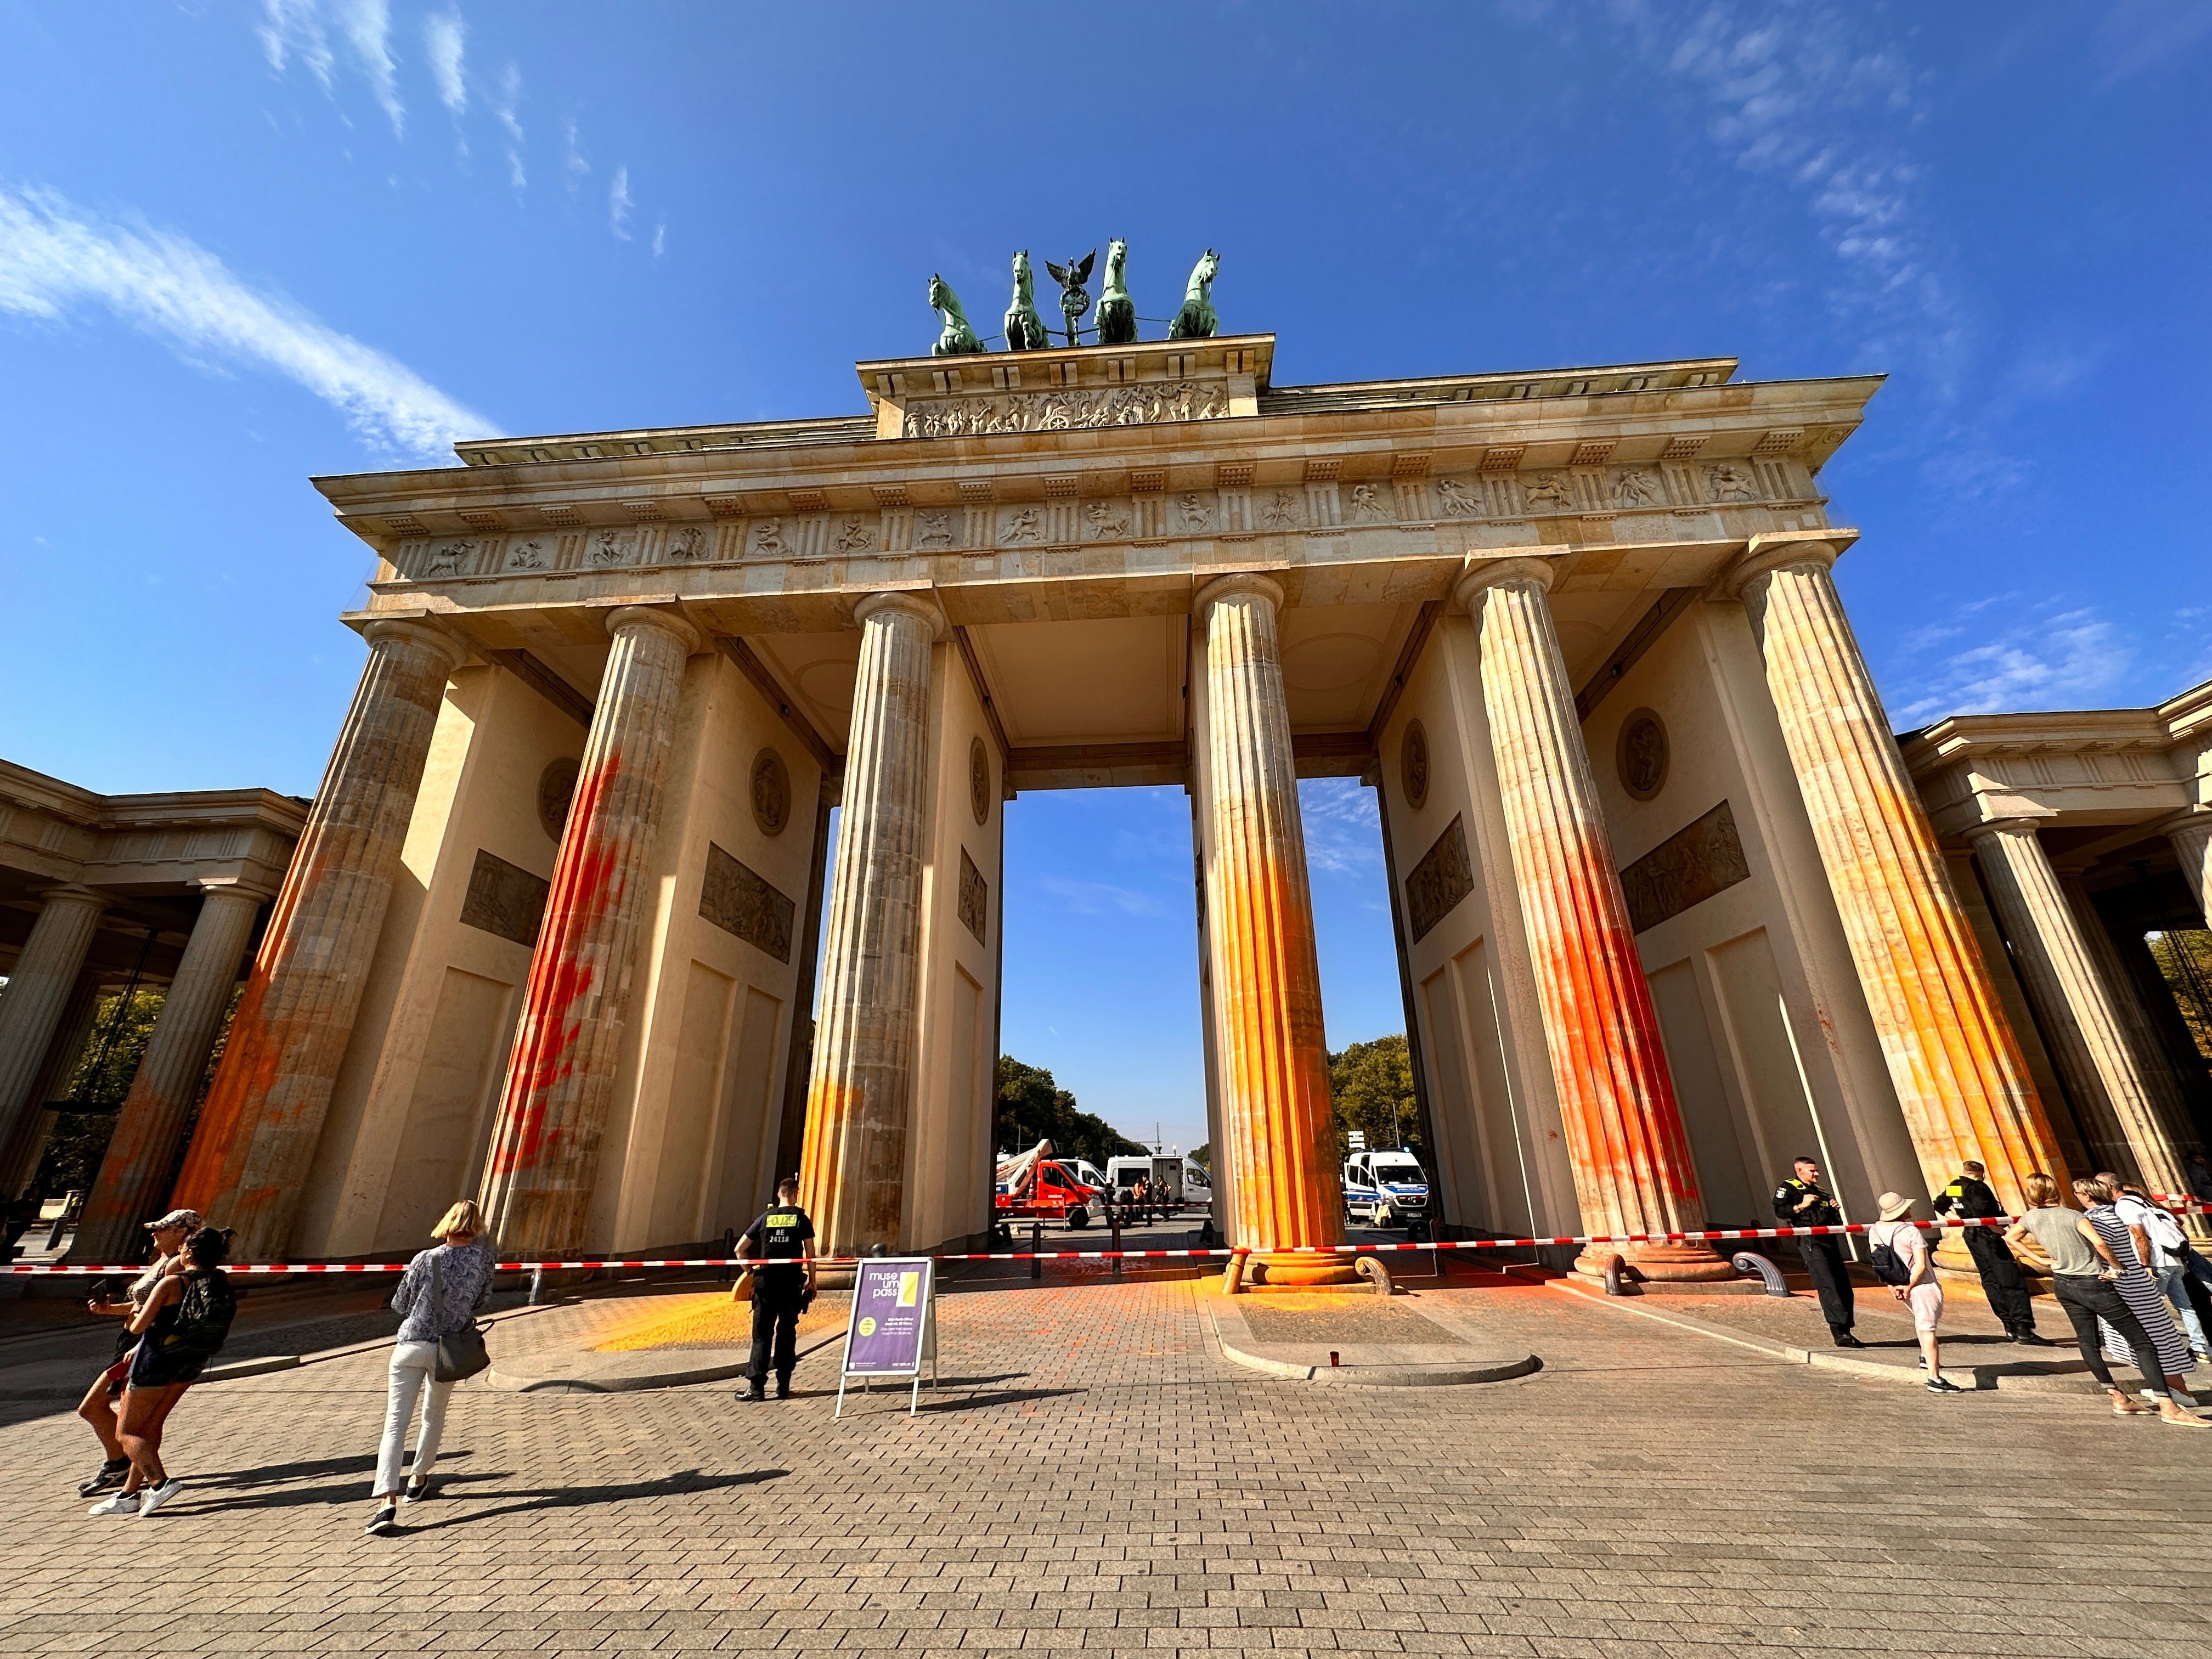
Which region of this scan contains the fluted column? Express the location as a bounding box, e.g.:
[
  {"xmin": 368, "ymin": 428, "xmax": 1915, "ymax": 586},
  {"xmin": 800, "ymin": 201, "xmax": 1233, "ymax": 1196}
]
[
  {"xmin": 173, "ymin": 618, "xmax": 466, "ymax": 1261},
  {"xmin": 479, "ymin": 607, "xmax": 701, "ymax": 1257},
  {"xmin": 74, "ymin": 882, "xmax": 266, "ymax": 1262},
  {"xmin": 1970, "ymin": 823, "xmax": 2191, "ymax": 1199},
  {"xmin": 798, "ymin": 592, "xmax": 943, "ymax": 1260},
  {"xmin": 1731, "ymin": 540, "xmax": 2068, "ymax": 1207},
  {"xmin": 1463, "ymin": 559, "xmax": 1731, "ymax": 1282},
  {"xmin": 2165, "ymin": 809, "xmax": 2212, "ymax": 927},
  {"xmin": 0, "ymin": 887, "xmax": 111, "ymax": 1174},
  {"xmin": 0, "ymin": 968, "xmax": 104, "ymax": 1197},
  {"xmin": 1193, "ymin": 573, "xmax": 1350, "ymax": 1285}
]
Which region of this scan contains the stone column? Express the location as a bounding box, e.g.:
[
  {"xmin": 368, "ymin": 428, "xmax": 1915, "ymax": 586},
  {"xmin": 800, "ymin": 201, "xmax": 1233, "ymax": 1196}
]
[
  {"xmin": 1968, "ymin": 822, "xmax": 2190, "ymax": 1199},
  {"xmin": 1730, "ymin": 540, "xmax": 2068, "ymax": 1206},
  {"xmin": 798, "ymin": 592, "xmax": 942, "ymax": 1261},
  {"xmin": 1463, "ymin": 559, "xmax": 1732, "ymax": 1282},
  {"xmin": 2164, "ymin": 809, "xmax": 2212, "ymax": 926},
  {"xmin": 0, "ymin": 887, "xmax": 111, "ymax": 1172},
  {"xmin": 1192, "ymin": 574, "xmax": 1348, "ymax": 1284},
  {"xmin": 74, "ymin": 882, "xmax": 266, "ymax": 1263},
  {"xmin": 0, "ymin": 968, "xmax": 104, "ymax": 1197},
  {"xmin": 478, "ymin": 607, "xmax": 701, "ymax": 1257},
  {"xmin": 173, "ymin": 618, "xmax": 465, "ymax": 1261}
]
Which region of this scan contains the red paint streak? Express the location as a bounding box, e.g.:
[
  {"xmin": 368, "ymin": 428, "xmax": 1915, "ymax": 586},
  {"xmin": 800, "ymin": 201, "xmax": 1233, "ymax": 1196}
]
[{"xmin": 488, "ymin": 750, "xmax": 625, "ymax": 1178}]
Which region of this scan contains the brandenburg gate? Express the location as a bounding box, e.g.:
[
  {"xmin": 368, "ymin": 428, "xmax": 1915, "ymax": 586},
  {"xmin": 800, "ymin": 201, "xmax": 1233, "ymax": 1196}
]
[{"xmin": 136, "ymin": 317, "xmax": 2198, "ymax": 1283}]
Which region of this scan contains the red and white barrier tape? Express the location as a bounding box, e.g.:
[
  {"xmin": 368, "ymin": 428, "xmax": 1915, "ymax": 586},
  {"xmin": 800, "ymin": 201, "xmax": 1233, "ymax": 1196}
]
[{"xmin": 5, "ymin": 1214, "xmax": 2052, "ymax": 1274}]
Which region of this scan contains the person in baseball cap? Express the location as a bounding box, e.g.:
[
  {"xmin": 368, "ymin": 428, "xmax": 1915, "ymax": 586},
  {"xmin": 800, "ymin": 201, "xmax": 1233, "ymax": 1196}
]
[{"xmin": 75, "ymin": 1207, "xmax": 202, "ymax": 1499}]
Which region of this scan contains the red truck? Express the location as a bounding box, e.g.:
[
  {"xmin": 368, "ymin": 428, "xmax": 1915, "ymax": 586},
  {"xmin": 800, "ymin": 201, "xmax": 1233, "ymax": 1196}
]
[{"xmin": 994, "ymin": 1142, "xmax": 1101, "ymax": 1229}]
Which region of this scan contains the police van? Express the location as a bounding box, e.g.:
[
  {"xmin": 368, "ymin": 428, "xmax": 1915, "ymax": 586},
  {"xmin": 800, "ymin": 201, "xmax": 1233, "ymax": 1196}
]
[{"xmin": 1342, "ymin": 1147, "xmax": 1430, "ymax": 1228}]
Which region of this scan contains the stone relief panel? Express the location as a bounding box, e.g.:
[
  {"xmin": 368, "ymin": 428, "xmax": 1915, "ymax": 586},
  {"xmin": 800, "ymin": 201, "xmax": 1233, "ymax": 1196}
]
[
  {"xmin": 1406, "ymin": 815, "xmax": 1475, "ymax": 944},
  {"xmin": 699, "ymin": 841, "xmax": 795, "ymax": 963},
  {"xmin": 957, "ymin": 848, "xmax": 988, "ymax": 945},
  {"xmin": 901, "ymin": 379, "xmax": 1231, "ymax": 437},
  {"xmin": 460, "ymin": 848, "xmax": 551, "ymax": 948},
  {"xmin": 1618, "ymin": 800, "xmax": 1750, "ymax": 934},
  {"xmin": 750, "ymin": 748, "xmax": 791, "ymax": 837}
]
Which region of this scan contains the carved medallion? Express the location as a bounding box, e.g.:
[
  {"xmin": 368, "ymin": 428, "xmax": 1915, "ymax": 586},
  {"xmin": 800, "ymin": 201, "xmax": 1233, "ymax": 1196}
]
[
  {"xmin": 969, "ymin": 736, "xmax": 991, "ymax": 826},
  {"xmin": 1617, "ymin": 709, "xmax": 1669, "ymax": 802},
  {"xmin": 751, "ymin": 748, "xmax": 791, "ymax": 837},
  {"xmin": 537, "ymin": 758, "xmax": 580, "ymax": 841},
  {"xmin": 1401, "ymin": 720, "xmax": 1430, "ymax": 811}
]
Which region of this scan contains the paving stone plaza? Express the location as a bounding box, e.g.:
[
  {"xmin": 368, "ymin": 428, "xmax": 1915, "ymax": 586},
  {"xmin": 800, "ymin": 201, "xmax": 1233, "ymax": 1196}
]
[{"xmin": 4, "ymin": 1255, "xmax": 2211, "ymax": 1658}]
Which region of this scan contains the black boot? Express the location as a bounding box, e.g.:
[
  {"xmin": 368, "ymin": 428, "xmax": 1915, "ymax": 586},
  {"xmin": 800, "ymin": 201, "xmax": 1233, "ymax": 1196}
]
[
  {"xmin": 741, "ymin": 1381, "xmax": 766, "ymax": 1402},
  {"xmin": 2012, "ymin": 1329, "xmax": 2055, "ymax": 1346},
  {"xmin": 1832, "ymin": 1330, "xmax": 1867, "ymax": 1348},
  {"xmin": 775, "ymin": 1375, "xmax": 792, "ymax": 1400}
]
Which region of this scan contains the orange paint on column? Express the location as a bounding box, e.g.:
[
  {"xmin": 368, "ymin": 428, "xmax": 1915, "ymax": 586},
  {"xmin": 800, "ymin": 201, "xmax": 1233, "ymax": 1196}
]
[
  {"xmin": 1195, "ymin": 574, "xmax": 1352, "ymax": 1287},
  {"xmin": 171, "ymin": 619, "xmax": 464, "ymax": 1262},
  {"xmin": 1463, "ymin": 559, "xmax": 1733, "ymax": 1282},
  {"xmin": 478, "ymin": 607, "xmax": 699, "ymax": 1258},
  {"xmin": 1733, "ymin": 541, "xmax": 2068, "ymax": 1210}
]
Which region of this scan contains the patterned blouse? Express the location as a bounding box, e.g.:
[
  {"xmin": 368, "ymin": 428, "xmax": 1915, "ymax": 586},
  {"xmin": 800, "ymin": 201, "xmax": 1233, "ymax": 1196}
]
[{"xmin": 391, "ymin": 1240, "xmax": 496, "ymax": 1342}]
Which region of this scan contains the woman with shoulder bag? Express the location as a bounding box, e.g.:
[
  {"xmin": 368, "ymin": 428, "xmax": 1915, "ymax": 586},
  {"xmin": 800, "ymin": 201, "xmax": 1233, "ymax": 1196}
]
[
  {"xmin": 366, "ymin": 1200, "xmax": 495, "ymax": 1536},
  {"xmin": 87, "ymin": 1226, "xmax": 238, "ymax": 1517}
]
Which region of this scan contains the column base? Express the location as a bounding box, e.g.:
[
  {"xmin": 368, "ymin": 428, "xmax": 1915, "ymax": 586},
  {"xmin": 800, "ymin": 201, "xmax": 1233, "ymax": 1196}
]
[
  {"xmin": 1572, "ymin": 1241, "xmax": 1740, "ymax": 1284},
  {"xmin": 1239, "ymin": 1252, "xmax": 1363, "ymax": 1290}
]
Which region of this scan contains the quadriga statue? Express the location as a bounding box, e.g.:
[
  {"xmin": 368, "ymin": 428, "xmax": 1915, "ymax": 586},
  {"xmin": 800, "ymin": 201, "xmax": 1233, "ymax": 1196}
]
[
  {"xmin": 928, "ymin": 273, "xmax": 986, "ymax": 356},
  {"xmin": 1168, "ymin": 249, "xmax": 1221, "ymax": 340}
]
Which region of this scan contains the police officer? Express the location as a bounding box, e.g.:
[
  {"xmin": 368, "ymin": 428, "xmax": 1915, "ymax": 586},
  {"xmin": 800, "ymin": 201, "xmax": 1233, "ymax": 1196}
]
[
  {"xmin": 1931, "ymin": 1158, "xmax": 2049, "ymax": 1344},
  {"xmin": 736, "ymin": 1177, "xmax": 816, "ymax": 1401},
  {"xmin": 1775, "ymin": 1156, "xmax": 1863, "ymax": 1347}
]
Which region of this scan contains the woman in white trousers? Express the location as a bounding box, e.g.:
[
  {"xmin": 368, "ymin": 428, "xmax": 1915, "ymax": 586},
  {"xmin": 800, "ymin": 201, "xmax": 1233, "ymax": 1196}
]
[{"xmin": 366, "ymin": 1200, "xmax": 495, "ymax": 1536}]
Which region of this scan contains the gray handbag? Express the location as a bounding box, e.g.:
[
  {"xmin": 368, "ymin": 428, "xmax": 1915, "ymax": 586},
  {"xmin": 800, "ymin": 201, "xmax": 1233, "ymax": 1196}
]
[{"xmin": 428, "ymin": 1249, "xmax": 490, "ymax": 1383}]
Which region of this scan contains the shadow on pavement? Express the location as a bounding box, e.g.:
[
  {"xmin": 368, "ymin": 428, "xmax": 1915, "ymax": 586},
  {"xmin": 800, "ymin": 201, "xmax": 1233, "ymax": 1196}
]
[{"xmin": 398, "ymin": 1467, "xmax": 787, "ymax": 1531}]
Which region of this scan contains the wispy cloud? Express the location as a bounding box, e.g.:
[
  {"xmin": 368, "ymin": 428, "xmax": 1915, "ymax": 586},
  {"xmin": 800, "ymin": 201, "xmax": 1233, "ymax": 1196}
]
[
  {"xmin": 608, "ymin": 165, "xmax": 632, "ymax": 240},
  {"xmin": 1299, "ymin": 778, "xmax": 1382, "ymax": 878},
  {"xmin": 1039, "ymin": 876, "xmax": 1166, "ymax": 918},
  {"xmin": 489, "ymin": 62, "xmax": 526, "ymax": 188},
  {"xmin": 423, "ymin": 9, "xmax": 465, "ymax": 119},
  {"xmin": 0, "ymin": 183, "xmax": 486, "ymax": 458},
  {"xmin": 1889, "ymin": 600, "xmax": 2134, "ymax": 724},
  {"xmin": 561, "ymin": 118, "xmax": 589, "ymax": 191},
  {"xmin": 258, "ymin": 0, "xmax": 405, "ymax": 137},
  {"xmin": 1624, "ymin": 3, "xmax": 1963, "ymax": 391},
  {"xmin": 2095, "ymin": 0, "xmax": 2212, "ymax": 86},
  {"xmin": 651, "ymin": 221, "xmax": 665, "ymax": 261}
]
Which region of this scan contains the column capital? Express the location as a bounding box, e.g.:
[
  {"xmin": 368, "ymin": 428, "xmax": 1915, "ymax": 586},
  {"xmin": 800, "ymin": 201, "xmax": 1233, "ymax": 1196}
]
[
  {"xmin": 853, "ymin": 589, "xmax": 947, "ymax": 642},
  {"xmin": 605, "ymin": 604, "xmax": 703, "ymax": 655},
  {"xmin": 1721, "ymin": 533, "xmax": 1845, "ymax": 599},
  {"xmin": 1965, "ymin": 815, "xmax": 2055, "ymax": 846},
  {"xmin": 2154, "ymin": 806, "xmax": 2212, "ymax": 838},
  {"xmin": 1192, "ymin": 571, "xmax": 1285, "ymax": 620},
  {"xmin": 1452, "ymin": 555, "xmax": 1560, "ymax": 612},
  {"xmin": 29, "ymin": 883, "xmax": 111, "ymax": 912},
  {"xmin": 359, "ymin": 614, "xmax": 469, "ymax": 673},
  {"xmin": 191, "ymin": 876, "xmax": 276, "ymax": 905}
]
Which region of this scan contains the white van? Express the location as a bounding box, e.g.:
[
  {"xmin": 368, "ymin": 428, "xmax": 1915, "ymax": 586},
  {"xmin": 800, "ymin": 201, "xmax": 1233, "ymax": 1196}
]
[
  {"xmin": 1343, "ymin": 1149, "xmax": 1430, "ymax": 1228},
  {"xmin": 1107, "ymin": 1154, "xmax": 1210, "ymax": 1211}
]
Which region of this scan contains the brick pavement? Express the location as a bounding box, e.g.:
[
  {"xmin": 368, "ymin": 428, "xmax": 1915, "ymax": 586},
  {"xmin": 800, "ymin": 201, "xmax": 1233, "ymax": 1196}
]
[{"xmin": 3, "ymin": 1266, "xmax": 2210, "ymax": 1658}]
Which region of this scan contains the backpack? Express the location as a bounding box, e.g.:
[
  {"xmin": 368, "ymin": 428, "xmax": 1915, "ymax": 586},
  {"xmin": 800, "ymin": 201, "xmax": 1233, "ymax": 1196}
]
[
  {"xmin": 1867, "ymin": 1224, "xmax": 1913, "ymax": 1286},
  {"xmin": 160, "ymin": 1270, "xmax": 236, "ymax": 1363},
  {"xmin": 2137, "ymin": 1202, "xmax": 2187, "ymax": 1260}
]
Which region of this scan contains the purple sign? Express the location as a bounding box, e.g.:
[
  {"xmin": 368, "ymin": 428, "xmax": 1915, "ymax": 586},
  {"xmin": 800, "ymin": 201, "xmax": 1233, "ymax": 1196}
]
[{"xmin": 843, "ymin": 1258, "xmax": 934, "ymax": 1375}]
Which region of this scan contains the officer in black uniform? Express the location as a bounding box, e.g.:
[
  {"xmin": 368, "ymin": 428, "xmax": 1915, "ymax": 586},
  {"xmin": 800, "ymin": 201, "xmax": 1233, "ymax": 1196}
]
[
  {"xmin": 737, "ymin": 1177, "xmax": 816, "ymax": 1401},
  {"xmin": 1775, "ymin": 1156, "xmax": 1863, "ymax": 1346},
  {"xmin": 1932, "ymin": 1159, "xmax": 2049, "ymax": 1343}
]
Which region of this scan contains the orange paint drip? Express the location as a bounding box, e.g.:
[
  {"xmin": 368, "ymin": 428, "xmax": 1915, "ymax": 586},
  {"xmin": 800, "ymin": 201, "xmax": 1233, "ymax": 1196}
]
[{"xmin": 488, "ymin": 750, "xmax": 625, "ymax": 1178}]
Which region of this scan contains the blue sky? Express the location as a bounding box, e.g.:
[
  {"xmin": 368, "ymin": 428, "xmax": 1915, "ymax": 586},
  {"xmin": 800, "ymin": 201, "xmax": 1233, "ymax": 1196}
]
[{"xmin": 4, "ymin": 2, "xmax": 2208, "ymax": 1154}]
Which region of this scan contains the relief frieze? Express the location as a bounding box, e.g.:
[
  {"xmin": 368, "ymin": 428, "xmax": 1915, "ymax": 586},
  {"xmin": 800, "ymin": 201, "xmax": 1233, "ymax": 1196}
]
[
  {"xmin": 459, "ymin": 848, "xmax": 551, "ymax": 947},
  {"xmin": 699, "ymin": 842, "xmax": 795, "ymax": 962},
  {"xmin": 1406, "ymin": 815, "xmax": 1476, "ymax": 945},
  {"xmin": 1619, "ymin": 800, "xmax": 1751, "ymax": 934},
  {"xmin": 901, "ymin": 379, "xmax": 1231, "ymax": 438}
]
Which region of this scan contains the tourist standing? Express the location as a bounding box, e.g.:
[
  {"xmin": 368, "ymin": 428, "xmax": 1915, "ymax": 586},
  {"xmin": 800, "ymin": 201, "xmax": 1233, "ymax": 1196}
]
[
  {"xmin": 75, "ymin": 1207, "xmax": 197, "ymax": 1499},
  {"xmin": 2184, "ymin": 1149, "xmax": 2212, "ymax": 1206},
  {"xmin": 87, "ymin": 1226, "xmax": 238, "ymax": 1515},
  {"xmin": 2006, "ymin": 1174, "xmax": 2203, "ymax": 1427},
  {"xmin": 1867, "ymin": 1194, "xmax": 1961, "ymax": 1392},
  {"xmin": 736, "ymin": 1176, "xmax": 816, "ymax": 1403},
  {"xmin": 2107, "ymin": 1176, "xmax": 2209, "ymax": 1359},
  {"xmin": 2078, "ymin": 1176, "xmax": 2198, "ymax": 1404},
  {"xmin": 1774, "ymin": 1158, "xmax": 1863, "ymax": 1347},
  {"xmin": 1931, "ymin": 1160, "xmax": 2048, "ymax": 1344},
  {"xmin": 365, "ymin": 1201, "xmax": 496, "ymax": 1537}
]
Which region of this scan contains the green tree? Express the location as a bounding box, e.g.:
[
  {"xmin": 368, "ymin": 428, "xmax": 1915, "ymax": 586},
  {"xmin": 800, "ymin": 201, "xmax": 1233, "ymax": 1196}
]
[
  {"xmin": 1328, "ymin": 1034, "xmax": 1419, "ymax": 1162},
  {"xmin": 33, "ymin": 988, "xmax": 165, "ymax": 1198},
  {"xmin": 2149, "ymin": 929, "xmax": 2212, "ymax": 1060},
  {"xmin": 1189, "ymin": 1143, "xmax": 1210, "ymax": 1170},
  {"xmin": 995, "ymin": 1055, "xmax": 1147, "ymax": 1167}
]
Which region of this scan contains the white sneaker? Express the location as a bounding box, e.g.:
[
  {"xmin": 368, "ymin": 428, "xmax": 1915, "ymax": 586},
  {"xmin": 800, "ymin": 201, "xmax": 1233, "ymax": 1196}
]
[
  {"xmin": 87, "ymin": 1492, "xmax": 140, "ymax": 1517},
  {"xmin": 137, "ymin": 1479, "xmax": 182, "ymax": 1518}
]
